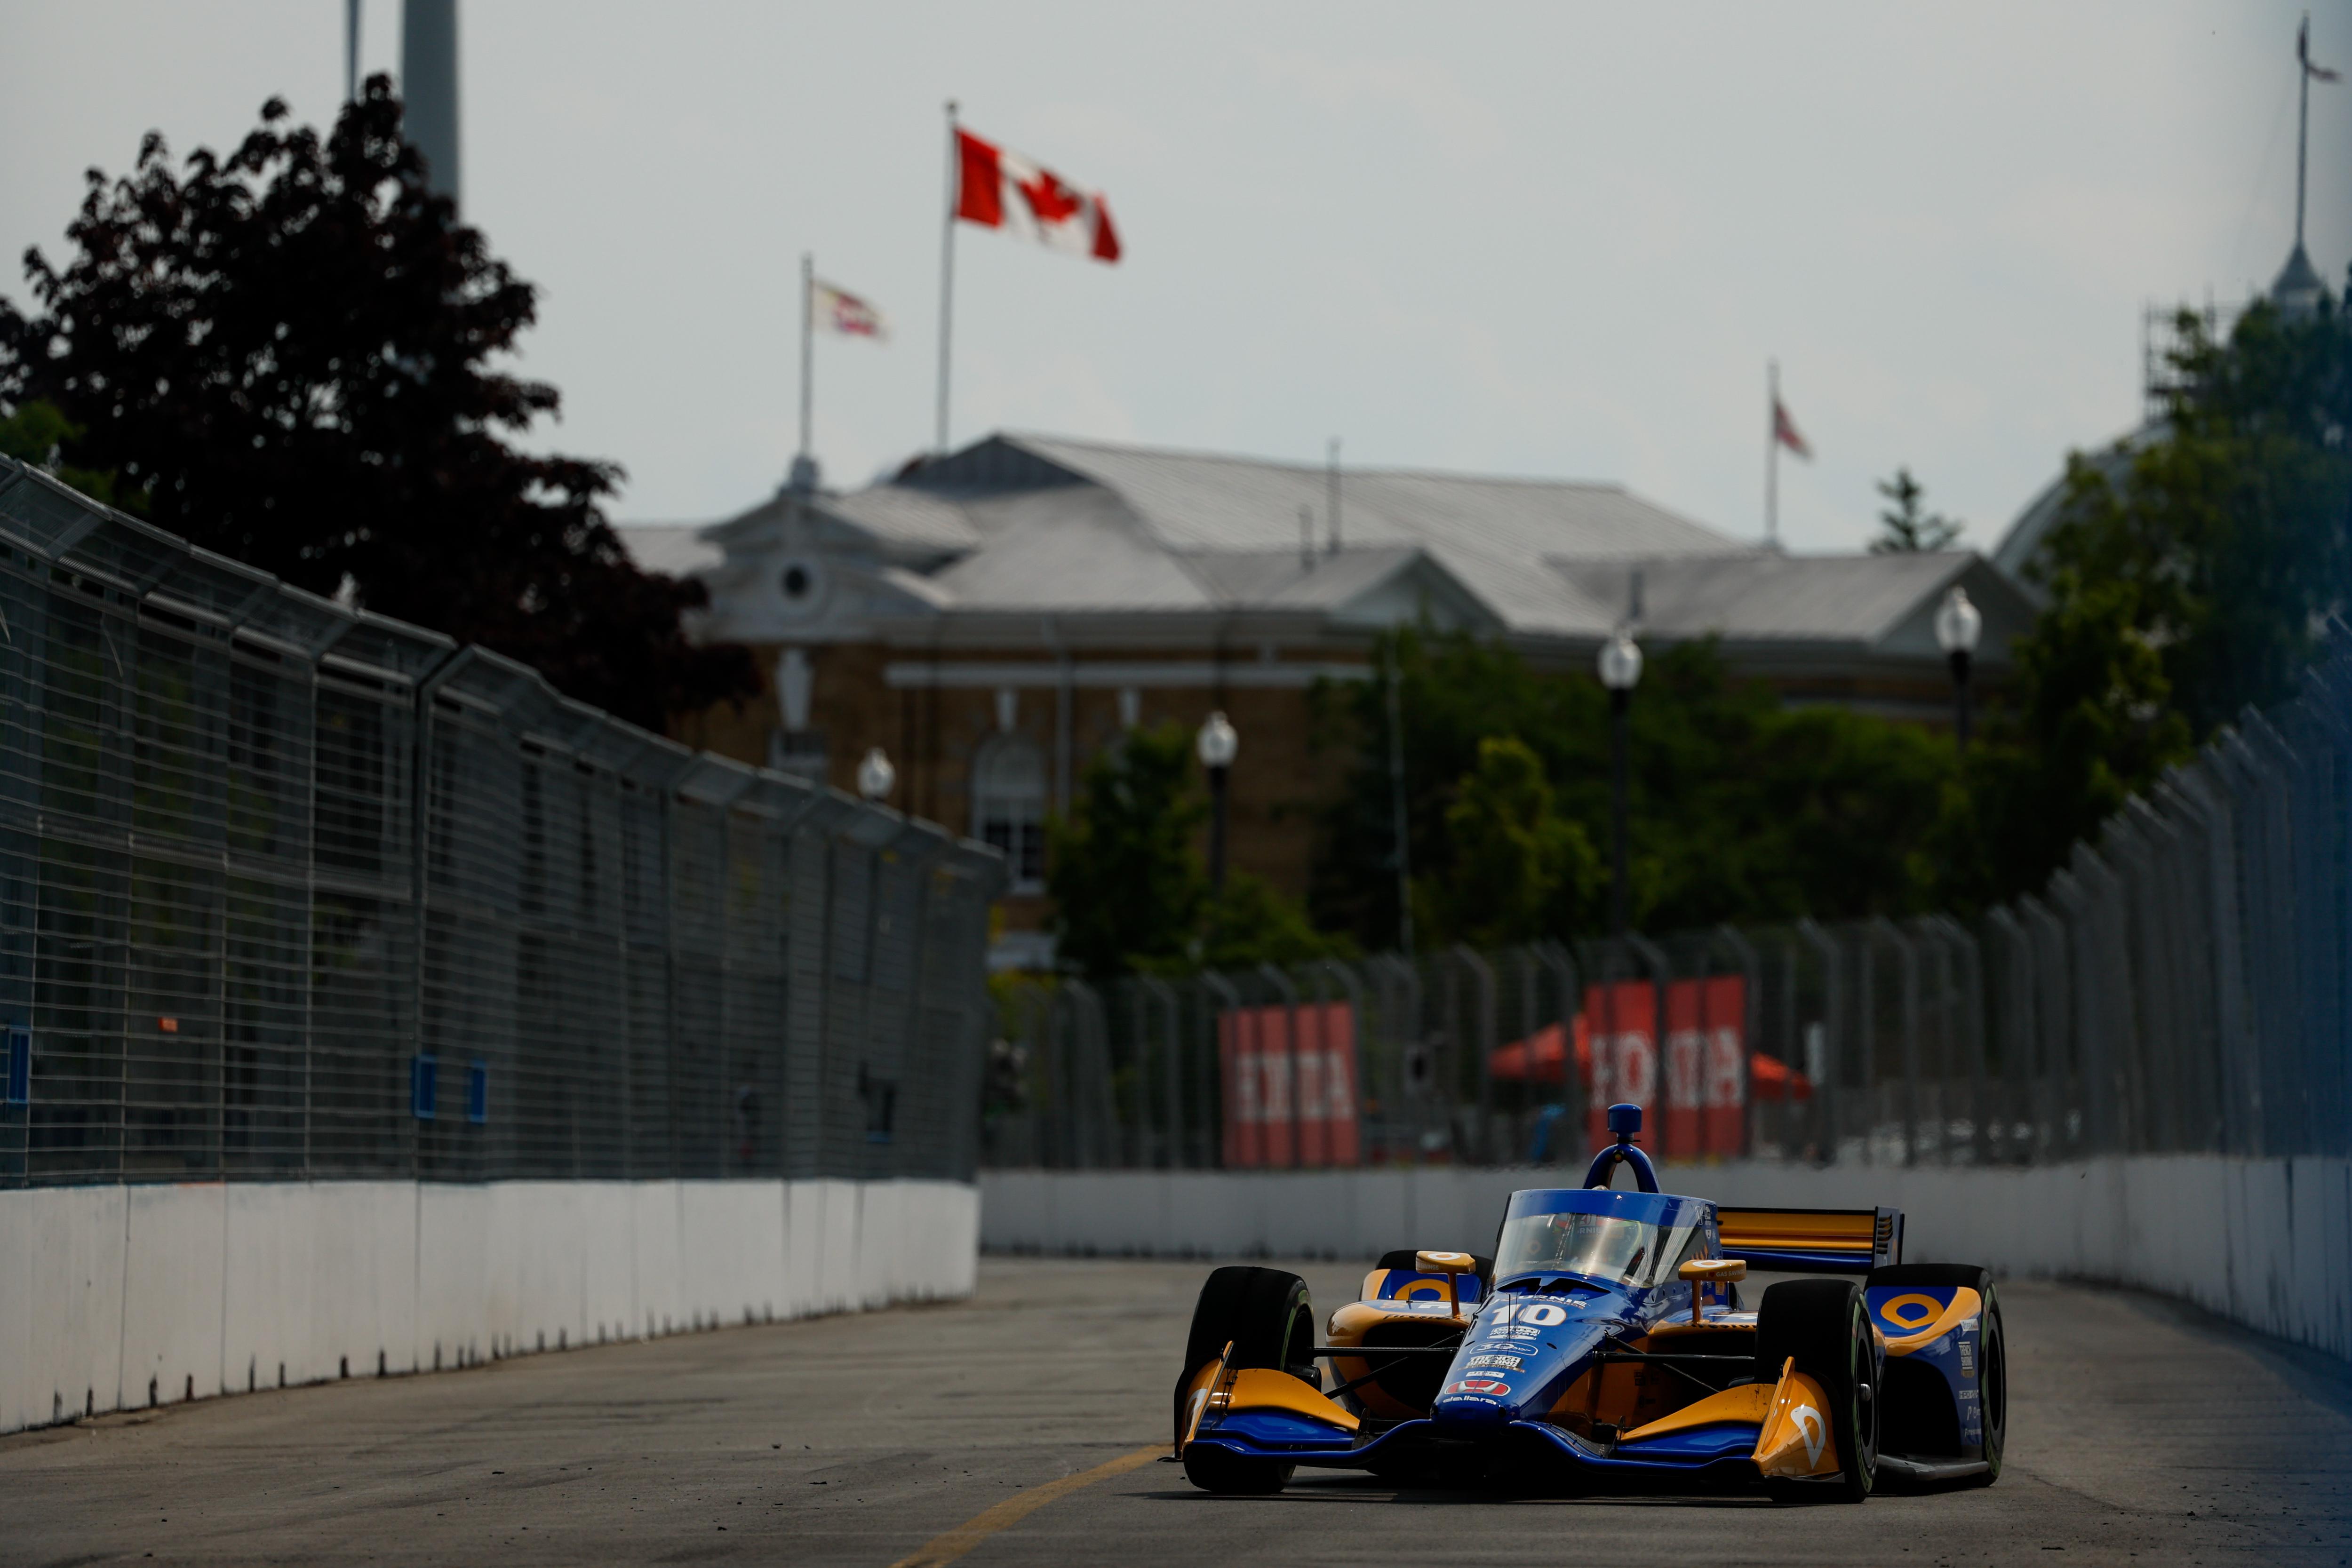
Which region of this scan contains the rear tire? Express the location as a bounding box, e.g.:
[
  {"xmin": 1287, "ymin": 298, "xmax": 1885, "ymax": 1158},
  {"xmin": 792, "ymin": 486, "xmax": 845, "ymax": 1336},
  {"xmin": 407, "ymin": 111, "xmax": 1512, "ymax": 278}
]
[
  {"xmin": 1174, "ymin": 1266, "xmax": 1316, "ymax": 1494},
  {"xmin": 1866, "ymin": 1263, "xmax": 2004, "ymax": 1485},
  {"xmin": 1755, "ymin": 1279, "xmax": 1880, "ymax": 1504}
]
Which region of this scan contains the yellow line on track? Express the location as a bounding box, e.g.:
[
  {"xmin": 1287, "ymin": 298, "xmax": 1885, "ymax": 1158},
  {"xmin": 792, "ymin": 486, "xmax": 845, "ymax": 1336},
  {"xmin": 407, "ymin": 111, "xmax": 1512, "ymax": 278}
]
[{"xmin": 887, "ymin": 1446, "xmax": 1168, "ymax": 1568}]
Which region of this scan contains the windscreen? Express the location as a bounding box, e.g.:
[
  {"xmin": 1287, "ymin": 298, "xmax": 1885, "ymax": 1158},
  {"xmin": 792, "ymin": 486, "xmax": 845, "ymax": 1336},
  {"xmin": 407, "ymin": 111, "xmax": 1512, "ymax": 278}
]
[{"xmin": 1493, "ymin": 1210, "xmax": 1661, "ymax": 1287}]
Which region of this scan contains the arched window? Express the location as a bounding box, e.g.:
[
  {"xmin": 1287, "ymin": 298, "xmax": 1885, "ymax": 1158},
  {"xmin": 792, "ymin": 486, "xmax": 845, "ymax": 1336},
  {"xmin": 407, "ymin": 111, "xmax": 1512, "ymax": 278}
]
[{"xmin": 972, "ymin": 736, "xmax": 1046, "ymax": 892}]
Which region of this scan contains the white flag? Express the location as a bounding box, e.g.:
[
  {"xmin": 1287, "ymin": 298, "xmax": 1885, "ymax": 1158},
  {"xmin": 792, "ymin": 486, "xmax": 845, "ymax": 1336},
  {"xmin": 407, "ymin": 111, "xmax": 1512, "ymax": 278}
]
[{"xmin": 812, "ymin": 279, "xmax": 888, "ymax": 341}]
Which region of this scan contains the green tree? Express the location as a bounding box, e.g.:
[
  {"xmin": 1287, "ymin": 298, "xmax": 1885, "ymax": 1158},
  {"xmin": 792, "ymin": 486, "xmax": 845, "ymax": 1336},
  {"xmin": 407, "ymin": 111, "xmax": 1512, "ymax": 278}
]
[
  {"xmin": 1198, "ymin": 874, "xmax": 1352, "ymax": 971},
  {"xmin": 0, "ymin": 78, "xmax": 753, "ymax": 731},
  {"xmin": 1937, "ymin": 283, "xmax": 2352, "ymax": 908},
  {"xmin": 2034, "ymin": 294, "xmax": 2352, "ymax": 735},
  {"xmin": 1933, "ymin": 574, "xmax": 2191, "ymax": 908},
  {"xmin": 1870, "ymin": 467, "xmax": 1963, "ymax": 553},
  {"xmin": 1046, "ymin": 722, "xmax": 1348, "ymax": 977},
  {"xmin": 0, "ymin": 399, "xmax": 116, "ymax": 504},
  {"xmin": 1045, "ymin": 723, "xmax": 1206, "ymax": 977},
  {"xmin": 1310, "ymin": 628, "xmax": 1955, "ymax": 947},
  {"xmin": 1415, "ymin": 735, "xmax": 1600, "ymax": 948}
]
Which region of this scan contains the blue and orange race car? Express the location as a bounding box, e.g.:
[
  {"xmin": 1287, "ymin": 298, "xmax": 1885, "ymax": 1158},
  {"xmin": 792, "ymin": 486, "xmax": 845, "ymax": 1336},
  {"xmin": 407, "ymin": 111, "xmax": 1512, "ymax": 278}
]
[{"xmin": 1174, "ymin": 1105, "xmax": 2006, "ymax": 1501}]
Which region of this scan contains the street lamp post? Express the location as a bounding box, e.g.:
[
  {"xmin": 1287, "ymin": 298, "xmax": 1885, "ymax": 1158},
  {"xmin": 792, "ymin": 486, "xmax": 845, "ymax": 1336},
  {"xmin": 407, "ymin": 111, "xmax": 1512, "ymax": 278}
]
[
  {"xmin": 1196, "ymin": 711, "xmax": 1239, "ymax": 893},
  {"xmin": 856, "ymin": 746, "xmax": 897, "ymax": 804},
  {"xmin": 1934, "ymin": 585, "xmax": 1983, "ymax": 754},
  {"xmin": 1596, "ymin": 633, "xmax": 1643, "ymax": 938}
]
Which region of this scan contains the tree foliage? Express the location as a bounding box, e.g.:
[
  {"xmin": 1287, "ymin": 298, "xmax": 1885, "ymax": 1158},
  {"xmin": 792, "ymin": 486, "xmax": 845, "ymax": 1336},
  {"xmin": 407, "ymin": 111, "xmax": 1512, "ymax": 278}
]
[
  {"xmin": 0, "ymin": 77, "xmax": 753, "ymax": 730},
  {"xmin": 1417, "ymin": 734, "xmax": 1601, "ymax": 948},
  {"xmin": 1310, "ymin": 629, "xmax": 1954, "ymax": 949},
  {"xmin": 1870, "ymin": 466, "xmax": 1962, "ymax": 554},
  {"xmin": 1045, "ymin": 723, "xmax": 1206, "ymax": 977},
  {"xmin": 1940, "ymin": 284, "xmax": 2351, "ymax": 906},
  {"xmin": 0, "ymin": 399, "xmax": 118, "ymax": 504},
  {"xmin": 1046, "ymin": 722, "xmax": 1347, "ymax": 978},
  {"xmin": 2036, "ymin": 294, "xmax": 2352, "ymax": 734}
]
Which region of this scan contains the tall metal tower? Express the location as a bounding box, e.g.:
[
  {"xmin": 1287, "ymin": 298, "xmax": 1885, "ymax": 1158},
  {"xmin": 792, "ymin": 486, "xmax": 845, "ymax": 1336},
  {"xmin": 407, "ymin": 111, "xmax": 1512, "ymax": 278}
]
[
  {"xmin": 2271, "ymin": 13, "xmax": 2338, "ymax": 318},
  {"xmin": 401, "ymin": 0, "xmax": 461, "ymax": 204}
]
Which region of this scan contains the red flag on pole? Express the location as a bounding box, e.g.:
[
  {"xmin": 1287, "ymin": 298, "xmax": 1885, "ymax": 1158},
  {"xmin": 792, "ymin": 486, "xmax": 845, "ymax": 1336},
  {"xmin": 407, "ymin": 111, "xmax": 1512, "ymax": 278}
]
[
  {"xmin": 954, "ymin": 127, "xmax": 1122, "ymax": 263},
  {"xmin": 1773, "ymin": 398, "xmax": 1813, "ymax": 460}
]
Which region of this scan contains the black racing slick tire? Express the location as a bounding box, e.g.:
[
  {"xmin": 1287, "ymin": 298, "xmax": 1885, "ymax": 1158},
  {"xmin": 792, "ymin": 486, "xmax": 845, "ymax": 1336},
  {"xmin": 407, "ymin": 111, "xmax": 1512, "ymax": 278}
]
[
  {"xmin": 1866, "ymin": 1263, "xmax": 2005, "ymax": 1485},
  {"xmin": 1755, "ymin": 1279, "xmax": 1881, "ymax": 1504},
  {"xmin": 1182, "ymin": 1444, "xmax": 1295, "ymax": 1495},
  {"xmin": 1174, "ymin": 1266, "xmax": 1316, "ymax": 1494}
]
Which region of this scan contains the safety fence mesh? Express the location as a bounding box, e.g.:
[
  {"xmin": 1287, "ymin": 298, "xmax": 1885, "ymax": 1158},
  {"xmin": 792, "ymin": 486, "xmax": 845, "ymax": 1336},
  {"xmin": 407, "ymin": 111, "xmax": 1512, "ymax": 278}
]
[
  {"xmin": 986, "ymin": 642, "xmax": 2352, "ymax": 1172},
  {"xmin": 0, "ymin": 458, "xmax": 1005, "ymax": 1187}
]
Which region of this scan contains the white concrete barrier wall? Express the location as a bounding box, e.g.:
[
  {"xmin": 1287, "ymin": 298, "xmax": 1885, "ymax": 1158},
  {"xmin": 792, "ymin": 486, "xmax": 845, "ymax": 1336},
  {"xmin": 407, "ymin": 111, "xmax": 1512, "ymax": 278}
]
[
  {"xmin": 0, "ymin": 1177, "xmax": 978, "ymax": 1437},
  {"xmin": 981, "ymin": 1157, "xmax": 2352, "ymax": 1365}
]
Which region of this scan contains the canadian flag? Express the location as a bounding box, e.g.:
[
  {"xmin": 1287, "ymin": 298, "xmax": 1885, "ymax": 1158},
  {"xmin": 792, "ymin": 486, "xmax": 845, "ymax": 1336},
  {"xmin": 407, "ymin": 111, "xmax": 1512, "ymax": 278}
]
[{"xmin": 955, "ymin": 127, "xmax": 1122, "ymax": 264}]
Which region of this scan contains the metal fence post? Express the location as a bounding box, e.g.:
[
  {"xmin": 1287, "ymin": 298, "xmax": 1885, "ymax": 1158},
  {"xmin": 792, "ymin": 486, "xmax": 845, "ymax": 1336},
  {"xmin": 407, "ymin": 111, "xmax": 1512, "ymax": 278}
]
[
  {"xmin": 1449, "ymin": 946, "xmax": 1498, "ymax": 1165},
  {"xmin": 1795, "ymin": 919, "xmax": 1841, "ymax": 1166},
  {"xmin": 1200, "ymin": 971, "xmax": 1242, "ymax": 1170},
  {"xmin": 1533, "ymin": 941, "xmax": 1582, "ymax": 1163}
]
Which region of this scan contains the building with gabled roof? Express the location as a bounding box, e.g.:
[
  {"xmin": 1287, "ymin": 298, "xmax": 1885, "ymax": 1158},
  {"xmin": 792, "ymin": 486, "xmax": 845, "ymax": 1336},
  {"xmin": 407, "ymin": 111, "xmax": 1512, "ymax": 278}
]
[{"xmin": 623, "ymin": 432, "xmax": 2036, "ymax": 964}]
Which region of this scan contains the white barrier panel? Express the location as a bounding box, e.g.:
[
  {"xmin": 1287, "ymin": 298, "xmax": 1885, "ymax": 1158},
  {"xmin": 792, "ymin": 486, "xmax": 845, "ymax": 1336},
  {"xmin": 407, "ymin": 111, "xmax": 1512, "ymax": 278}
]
[
  {"xmin": 980, "ymin": 1157, "xmax": 2352, "ymax": 1365},
  {"xmin": 0, "ymin": 1177, "xmax": 979, "ymax": 1437}
]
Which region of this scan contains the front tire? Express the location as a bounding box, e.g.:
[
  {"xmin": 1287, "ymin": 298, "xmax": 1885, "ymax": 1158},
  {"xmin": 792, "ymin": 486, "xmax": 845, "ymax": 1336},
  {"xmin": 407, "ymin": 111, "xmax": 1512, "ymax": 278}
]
[
  {"xmin": 1181, "ymin": 1444, "xmax": 1295, "ymax": 1495},
  {"xmin": 1755, "ymin": 1278, "xmax": 1881, "ymax": 1504},
  {"xmin": 1173, "ymin": 1266, "xmax": 1316, "ymax": 1494}
]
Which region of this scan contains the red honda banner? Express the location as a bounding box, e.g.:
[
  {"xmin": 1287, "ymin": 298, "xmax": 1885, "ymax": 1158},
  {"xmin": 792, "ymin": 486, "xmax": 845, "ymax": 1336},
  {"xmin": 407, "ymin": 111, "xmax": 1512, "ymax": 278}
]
[
  {"xmin": 1585, "ymin": 982, "xmax": 1657, "ymax": 1153},
  {"xmin": 1219, "ymin": 1002, "xmax": 1360, "ymax": 1168},
  {"xmin": 1664, "ymin": 976, "xmax": 1747, "ymax": 1157},
  {"xmin": 1587, "ymin": 977, "xmax": 1747, "ymax": 1159}
]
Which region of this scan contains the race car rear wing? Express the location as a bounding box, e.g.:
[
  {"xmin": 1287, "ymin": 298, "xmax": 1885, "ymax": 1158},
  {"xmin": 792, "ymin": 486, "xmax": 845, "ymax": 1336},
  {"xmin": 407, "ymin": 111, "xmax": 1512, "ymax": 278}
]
[{"xmin": 1716, "ymin": 1206, "xmax": 1903, "ymax": 1274}]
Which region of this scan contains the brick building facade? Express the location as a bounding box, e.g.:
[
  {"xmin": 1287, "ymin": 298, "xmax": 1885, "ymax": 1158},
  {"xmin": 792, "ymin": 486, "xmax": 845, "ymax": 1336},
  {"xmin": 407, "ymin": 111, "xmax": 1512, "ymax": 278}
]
[{"xmin": 628, "ymin": 433, "xmax": 2036, "ymax": 966}]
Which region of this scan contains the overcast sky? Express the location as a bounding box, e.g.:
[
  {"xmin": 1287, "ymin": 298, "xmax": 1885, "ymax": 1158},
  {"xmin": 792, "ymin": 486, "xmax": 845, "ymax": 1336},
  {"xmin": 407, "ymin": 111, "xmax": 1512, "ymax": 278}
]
[{"xmin": 3, "ymin": 2, "xmax": 2347, "ymax": 554}]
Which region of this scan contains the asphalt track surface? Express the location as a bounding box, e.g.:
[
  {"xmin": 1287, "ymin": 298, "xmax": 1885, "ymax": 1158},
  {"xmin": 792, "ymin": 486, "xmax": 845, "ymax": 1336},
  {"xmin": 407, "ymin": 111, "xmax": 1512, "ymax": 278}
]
[{"xmin": 2, "ymin": 1259, "xmax": 2349, "ymax": 1568}]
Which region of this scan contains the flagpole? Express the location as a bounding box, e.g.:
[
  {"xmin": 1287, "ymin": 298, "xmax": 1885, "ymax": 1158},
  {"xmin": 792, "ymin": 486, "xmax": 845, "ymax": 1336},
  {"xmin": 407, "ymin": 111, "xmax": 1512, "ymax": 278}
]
[
  {"xmin": 798, "ymin": 252, "xmax": 814, "ymax": 469},
  {"xmin": 936, "ymin": 99, "xmax": 959, "ymax": 455},
  {"xmin": 2297, "ymin": 19, "xmax": 2311, "ymax": 253},
  {"xmin": 1765, "ymin": 358, "xmax": 1779, "ymax": 549}
]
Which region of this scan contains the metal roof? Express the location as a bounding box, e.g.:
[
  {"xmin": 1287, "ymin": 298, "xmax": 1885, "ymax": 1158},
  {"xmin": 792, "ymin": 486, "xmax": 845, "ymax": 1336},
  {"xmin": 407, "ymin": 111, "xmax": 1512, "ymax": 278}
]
[
  {"xmin": 634, "ymin": 431, "xmax": 2032, "ymax": 665},
  {"xmin": 1556, "ymin": 550, "xmax": 2037, "ymax": 663},
  {"xmin": 614, "ymin": 524, "xmax": 722, "ymax": 578},
  {"xmin": 890, "ymin": 434, "xmax": 1754, "ymax": 636}
]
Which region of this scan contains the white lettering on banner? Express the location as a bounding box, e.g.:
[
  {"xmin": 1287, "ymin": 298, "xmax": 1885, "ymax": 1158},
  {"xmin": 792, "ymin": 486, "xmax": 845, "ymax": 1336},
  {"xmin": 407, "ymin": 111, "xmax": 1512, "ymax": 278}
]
[
  {"xmin": 1666, "ymin": 1028, "xmax": 1703, "ymax": 1109},
  {"xmin": 1254, "ymin": 1051, "xmax": 1291, "ymax": 1122},
  {"xmin": 1595, "ymin": 1032, "xmax": 1655, "ymax": 1107},
  {"xmin": 1231, "ymin": 1046, "xmax": 1358, "ymax": 1125},
  {"xmin": 1705, "ymin": 1026, "xmax": 1745, "ymax": 1108}
]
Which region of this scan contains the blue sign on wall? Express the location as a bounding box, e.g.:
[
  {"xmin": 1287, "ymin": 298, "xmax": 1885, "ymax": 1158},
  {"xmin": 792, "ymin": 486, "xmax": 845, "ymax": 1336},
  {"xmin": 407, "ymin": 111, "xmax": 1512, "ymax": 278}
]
[{"xmin": 411, "ymin": 1054, "xmax": 438, "ymax": 1121}]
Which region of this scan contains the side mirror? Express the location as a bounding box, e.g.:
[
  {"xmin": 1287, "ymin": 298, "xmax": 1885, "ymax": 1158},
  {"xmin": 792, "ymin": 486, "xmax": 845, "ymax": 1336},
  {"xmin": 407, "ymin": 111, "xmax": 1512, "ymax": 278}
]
[
  {"xmin": 1415, "ymin": 1250, "xmax": 1476, "ymax": 1319},
  {"xmin": 1677, "ymin": 1257, "xmax": 1747, "ymax": 1324}
]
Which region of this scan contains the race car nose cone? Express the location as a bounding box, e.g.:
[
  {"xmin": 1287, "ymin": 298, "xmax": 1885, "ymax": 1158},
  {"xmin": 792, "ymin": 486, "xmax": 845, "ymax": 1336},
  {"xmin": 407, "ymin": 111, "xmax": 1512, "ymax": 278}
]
[{"xmin": 1430, "ymin": 1375, "xmax": 1521, "ymax": 1435}]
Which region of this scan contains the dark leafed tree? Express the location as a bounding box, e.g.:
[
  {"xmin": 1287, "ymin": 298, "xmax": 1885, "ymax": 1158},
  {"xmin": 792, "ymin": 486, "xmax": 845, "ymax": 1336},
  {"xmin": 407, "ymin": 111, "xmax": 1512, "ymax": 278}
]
[
  {"xmin": 1870, "ymin": 467, "xmax": 1962, "ymax": 554},
  {"xmin": 0, "ymin": 76, "xmax": 754, "ymax": 731}
]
